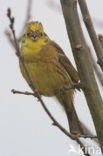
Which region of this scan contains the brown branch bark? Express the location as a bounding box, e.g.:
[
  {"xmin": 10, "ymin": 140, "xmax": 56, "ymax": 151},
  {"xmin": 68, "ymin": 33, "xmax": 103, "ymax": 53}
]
[
  {"xmin": 78, "ymin": 0, "xmax": 103, "ymax": 71},
  {"xmin": 98, "ymin": 34, "xmax": 103, "ymax": 49},
  {"xmin": 90, "ymin": 50, "xmax": 103, "ymax": 86},
  {"xmin": 60, "ymin": 0, "xmax": 103, "ymax": 152}
]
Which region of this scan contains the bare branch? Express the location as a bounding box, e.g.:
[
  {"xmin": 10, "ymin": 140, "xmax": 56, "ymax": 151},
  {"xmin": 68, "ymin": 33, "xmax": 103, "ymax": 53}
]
[
  {"xmin": 54, "ymin": 83, "xmax": 81, "ymax": 95},
  {"xmin": 78, "ymin": 0, "xmax": 103, "ymax": 71},
  {"xmin": 11, "ymin": 89, "xmax": 35, "ymax": 96},
  {"xmin": 78, "ymin": 134, "xmax": 97, "ymax": 139},
  {"xmin": 64, "ymin": 83, "xmax": 81, "ymax": 90},
  {"xmin": 60, "ymin": 0, "xmax": 103, "ymax": 152},
  {"xmin": 12, "ymin": 89, "xmax": 98, "ymax": 142},
  {"xmin": 11, "ymin": 89, "xmax": 93, "ymax": 156},
  {"xmin": 90, "ymin": 50, "xmax": 103, "ymax": 86},
  {"xmin": 98, "ymin": 34, "xmax": 103, "ymax": 49},
  {"xmin": 5, "ymin": 30, "xmax": 15, "ymax": 49}
]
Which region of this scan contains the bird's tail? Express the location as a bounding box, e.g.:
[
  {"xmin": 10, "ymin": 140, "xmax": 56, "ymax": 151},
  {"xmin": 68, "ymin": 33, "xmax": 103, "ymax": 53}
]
[{"xmin": 56, "ymin": 91, "xmax": 88, "ymax": 135}]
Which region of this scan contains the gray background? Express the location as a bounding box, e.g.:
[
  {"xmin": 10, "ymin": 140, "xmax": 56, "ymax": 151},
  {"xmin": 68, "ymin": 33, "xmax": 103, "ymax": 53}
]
[{"xmin": 0, "ymin": 0, "xmax": 103, "ymax": 155}]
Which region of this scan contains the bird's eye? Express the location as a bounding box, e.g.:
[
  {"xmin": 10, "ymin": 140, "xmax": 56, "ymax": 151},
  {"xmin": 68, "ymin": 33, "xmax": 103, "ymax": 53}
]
[{"xmin": 27, "ymin": 32, "xmax": 30, "ymax": 36}]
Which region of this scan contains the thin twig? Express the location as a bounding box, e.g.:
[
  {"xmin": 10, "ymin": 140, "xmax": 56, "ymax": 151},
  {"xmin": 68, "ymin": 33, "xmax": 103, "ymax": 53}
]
[
  {"xmin": 78, "ymin": 134, "xmax": 97, "ymax": 139},
  {"xmin": 11, "ymin": 89, "xmax": 92, "ymax": 156},
  {"xmin": 5, "ymin": 0, "xmax": 32, "ymax": 48},
  {"xmin": 7, "ymin": 8, "xmax": 90, "ymax": 156},
  {"xmin": 11, "ymin": 89, "xmax": 35, "ymax": 96},
  {"xmin": 89, "ymin": 49, "xmax": 103, "ymax": 86},
  {"xmin": 78, "ymin": 0, "xmax": 103, "ymax": 71},
  {"xmin": 64, "ymin": 83, "xmax": 81, "ymax": 90},
  {"xmin": 5, "ymin": 30, "xmax": 15, "ymax": 49},
  {"xmin": 11, "ymin": 89, "xmax": 99, "ymax": 141},
  {"xmin": 54, "ymin": 83, "xmax": 81, "ymax": 95},
  {"xmin": 12, "ymin": 89, "xmax": 98, "ymax": 141}
]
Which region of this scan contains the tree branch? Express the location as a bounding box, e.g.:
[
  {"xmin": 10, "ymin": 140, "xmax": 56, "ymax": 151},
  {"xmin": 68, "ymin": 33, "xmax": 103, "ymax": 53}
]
[
  {"xmin": 12, "ymin": 89, "xmax": 97, "ymax": 155},
  {"xmin": 98, "ymin": 34, "xmax": 103, "ymax": 49},
  {"xmin": 12, "ymin": 88, "xmax": 98, "ymax": 143},
  {"xmin": 78, "ymin": 0, "xmax": 103, "ymax": 71},
  {"xmin": 89, "ymin": 49, "xmax": 103, "ymax": 86},
  {"xmin": 78, "ymin": 134, "xmax": 97, "ymax": 139},
  {"xmin": 60, "ymin": 0, "xmax": 103, "ymax": 152}
]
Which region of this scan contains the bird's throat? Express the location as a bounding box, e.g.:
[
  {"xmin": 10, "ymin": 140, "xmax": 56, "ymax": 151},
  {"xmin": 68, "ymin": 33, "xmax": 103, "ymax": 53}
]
[{"xmin": 21, "ymin": 37, "xmax": 49, "ymax": 61}]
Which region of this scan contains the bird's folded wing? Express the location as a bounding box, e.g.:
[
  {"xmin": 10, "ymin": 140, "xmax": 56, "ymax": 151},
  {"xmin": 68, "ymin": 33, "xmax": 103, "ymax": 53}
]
[{"xmin": 50, "ymin": 41, "xmax": 79, "ymax": 83}]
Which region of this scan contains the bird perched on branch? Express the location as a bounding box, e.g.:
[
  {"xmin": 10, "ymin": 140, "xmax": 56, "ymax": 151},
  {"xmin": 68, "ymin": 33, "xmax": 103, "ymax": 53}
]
[{"xmin": 20, "ymin": 21, "xmax": 86, "ymax": 134}]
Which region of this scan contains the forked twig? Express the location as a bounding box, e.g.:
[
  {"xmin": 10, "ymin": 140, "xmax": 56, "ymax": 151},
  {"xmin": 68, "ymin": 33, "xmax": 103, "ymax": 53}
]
[{"xmin": 12, "ymin": 89, "xmax": 97, "ymax": 137}]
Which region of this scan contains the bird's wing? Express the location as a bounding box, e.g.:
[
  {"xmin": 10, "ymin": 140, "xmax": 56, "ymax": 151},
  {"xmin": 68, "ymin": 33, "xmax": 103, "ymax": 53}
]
[{"xmin": 50, "ymin": 41, "xmax": 79, "ymax": 83}]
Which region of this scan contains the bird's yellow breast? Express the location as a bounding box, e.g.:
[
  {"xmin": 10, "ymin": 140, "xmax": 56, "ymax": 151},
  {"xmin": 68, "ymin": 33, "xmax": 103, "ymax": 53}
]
[{"xmin": 20, "ymin": 44, "xmax": 73, "ymax": 96}]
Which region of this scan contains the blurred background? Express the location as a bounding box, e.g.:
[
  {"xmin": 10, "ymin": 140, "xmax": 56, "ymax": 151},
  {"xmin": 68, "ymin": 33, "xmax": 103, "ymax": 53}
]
[{"xmin": 0, "ymin": 0, "xmax": 103, "ymax": 155}]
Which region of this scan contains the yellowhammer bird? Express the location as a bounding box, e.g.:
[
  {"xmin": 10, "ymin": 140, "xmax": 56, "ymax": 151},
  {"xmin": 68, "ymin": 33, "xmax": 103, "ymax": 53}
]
[{"xmin": 20, "ymin": 22, "xmax": 86, "ymax": 134}]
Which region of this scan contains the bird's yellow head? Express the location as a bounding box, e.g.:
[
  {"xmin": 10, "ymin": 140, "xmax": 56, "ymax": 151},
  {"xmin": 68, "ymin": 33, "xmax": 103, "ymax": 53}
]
[
  {"xmin": 25, "ymin": 22, "xmax": 44, "ymax": 40},
  {"xmin": 21, "ymin": 21, "xmax": 50, "ymax": 58}
]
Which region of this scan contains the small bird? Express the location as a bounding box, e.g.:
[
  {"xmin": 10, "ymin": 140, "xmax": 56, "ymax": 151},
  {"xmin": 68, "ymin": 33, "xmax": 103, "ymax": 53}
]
[{"xmin": 20, "ymin": 22, "xmax": 85, "ymax": 134}]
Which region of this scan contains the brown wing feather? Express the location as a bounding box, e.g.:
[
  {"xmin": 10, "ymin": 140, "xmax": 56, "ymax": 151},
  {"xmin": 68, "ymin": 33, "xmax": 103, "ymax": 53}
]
[{"xmin": 50, "ymin": 41, "xmax": 79, "ymax": 83}]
